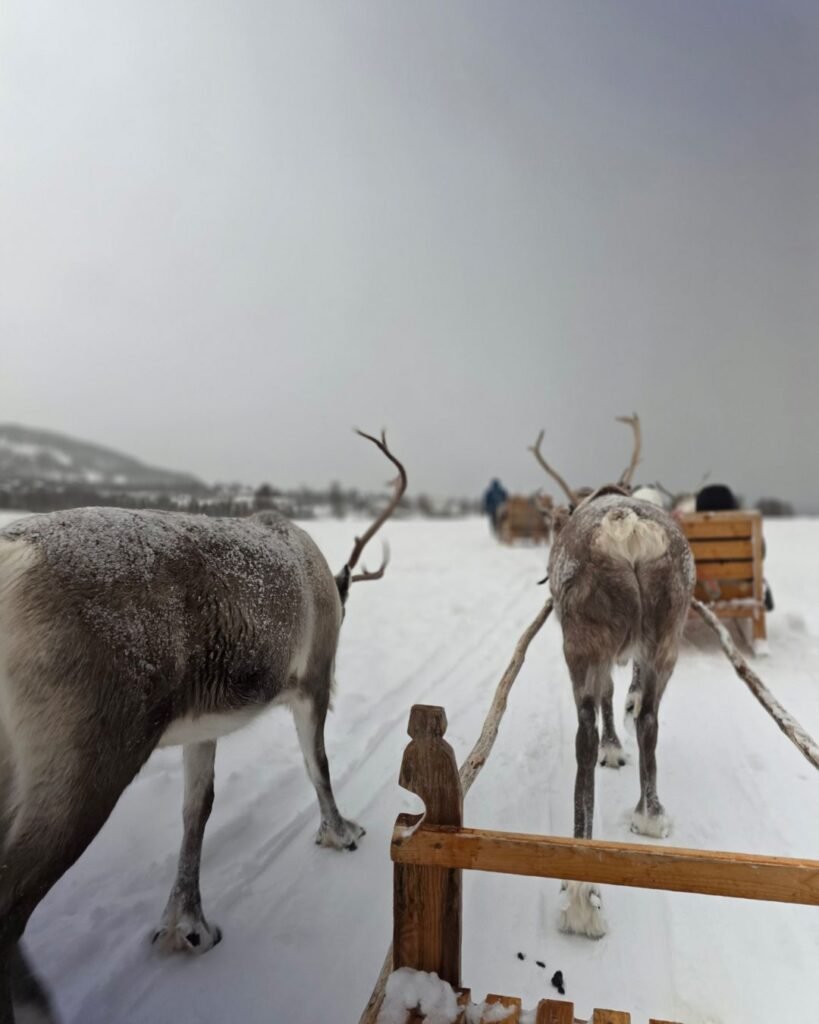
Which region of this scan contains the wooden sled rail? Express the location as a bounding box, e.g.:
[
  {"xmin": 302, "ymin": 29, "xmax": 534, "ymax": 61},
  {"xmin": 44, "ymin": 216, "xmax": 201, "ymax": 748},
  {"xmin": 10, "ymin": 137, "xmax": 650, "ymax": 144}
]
[
  {"xmin": 392, "ymin": 819, "xmax": 819, "ymax": 906},
  {"xmin": 385, "ymin": 703, "xmax": 818, "ymax": 1024}
]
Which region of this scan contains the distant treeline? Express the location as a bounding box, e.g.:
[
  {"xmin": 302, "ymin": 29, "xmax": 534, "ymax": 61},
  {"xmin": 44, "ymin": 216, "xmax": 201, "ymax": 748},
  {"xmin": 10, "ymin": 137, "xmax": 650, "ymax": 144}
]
[
  {"xmin": 753, "ymin": 497, "xmax": 795, "ymax": 517},
  {"xmin": 0, "ymin": 479, "xmax": 795, "ymax": 519},
  {"xmin": 0, "ymin": 481, "xmax": 481, "ymax": 519}
]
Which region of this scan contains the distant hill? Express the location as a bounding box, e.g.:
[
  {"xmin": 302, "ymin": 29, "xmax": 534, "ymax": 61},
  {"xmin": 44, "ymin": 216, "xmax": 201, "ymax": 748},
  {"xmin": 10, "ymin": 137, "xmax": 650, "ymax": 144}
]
[{"xmin": 0, "ymin": 424, "xmax": 204, "ymax": 492}]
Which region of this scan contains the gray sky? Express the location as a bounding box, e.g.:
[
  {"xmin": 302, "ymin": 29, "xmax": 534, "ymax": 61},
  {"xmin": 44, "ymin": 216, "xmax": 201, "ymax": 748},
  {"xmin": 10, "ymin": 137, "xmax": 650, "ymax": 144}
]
[{"xmin": 2, "ymin": 1, "xmax": 818, "ymax": 507}]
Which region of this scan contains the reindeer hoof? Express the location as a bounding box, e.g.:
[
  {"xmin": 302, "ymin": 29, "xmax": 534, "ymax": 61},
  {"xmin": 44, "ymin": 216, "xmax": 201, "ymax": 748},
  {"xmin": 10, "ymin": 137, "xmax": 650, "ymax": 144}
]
[
  {"xmin": 315, "ymin": 818, "xmax": 365, "ymax": 850},
  {"xmin": 631, "ymin": 808, "xmax": 671, "ymax": 838},
  {"xmin": 599, "ymin": 742, "xmax": 627, "ymax": 768},
  {"xmin": 558, "ymin": 881, "xmax": 607, "ymax": 939},
  {"xmin": 152, "ymin": 913, "xmax": 222, "ymax": 955}
]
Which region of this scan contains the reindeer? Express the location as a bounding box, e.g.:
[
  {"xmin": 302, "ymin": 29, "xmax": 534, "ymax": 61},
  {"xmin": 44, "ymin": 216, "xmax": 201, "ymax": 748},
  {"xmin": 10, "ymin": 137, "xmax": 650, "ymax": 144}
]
[
  {"xmin": 0, "ymin": 430, "xmax": 406, "ymax": 1023},
  {"xmin": 530, "ymin": 416, "xmax": 694, "ymax": 937}
]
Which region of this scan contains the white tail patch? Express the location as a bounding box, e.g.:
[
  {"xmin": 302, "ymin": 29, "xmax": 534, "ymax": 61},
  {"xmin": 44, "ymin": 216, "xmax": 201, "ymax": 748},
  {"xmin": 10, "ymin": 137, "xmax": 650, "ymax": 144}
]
[{"xmin": 594, "ymin": 510, "xmax": 668, "ymax": 566}]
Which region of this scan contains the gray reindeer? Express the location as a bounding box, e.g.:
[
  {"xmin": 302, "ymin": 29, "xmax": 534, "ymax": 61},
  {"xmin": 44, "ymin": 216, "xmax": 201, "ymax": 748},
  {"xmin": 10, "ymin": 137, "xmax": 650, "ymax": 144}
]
[
  {"xmin": 0, "ymin": 430, "xmax": 406, "ymax": 1023},
  {"xmin": 531, "ymin": 417, "xmax": 694, "ymax": 937}
]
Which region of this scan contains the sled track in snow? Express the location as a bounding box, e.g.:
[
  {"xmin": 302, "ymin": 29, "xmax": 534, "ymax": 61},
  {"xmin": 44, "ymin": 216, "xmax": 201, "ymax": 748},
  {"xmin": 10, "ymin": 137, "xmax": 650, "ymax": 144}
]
[{"xmin": 235, "ymin": 578, "xmax": 541, "ymax": 886}]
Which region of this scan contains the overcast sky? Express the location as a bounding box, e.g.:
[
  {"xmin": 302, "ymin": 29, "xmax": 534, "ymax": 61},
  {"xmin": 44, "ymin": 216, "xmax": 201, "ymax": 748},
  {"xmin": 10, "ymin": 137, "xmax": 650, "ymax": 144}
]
[{"xmin": 2, "ymin": 2, "xmax": 818, "ymax": 507}]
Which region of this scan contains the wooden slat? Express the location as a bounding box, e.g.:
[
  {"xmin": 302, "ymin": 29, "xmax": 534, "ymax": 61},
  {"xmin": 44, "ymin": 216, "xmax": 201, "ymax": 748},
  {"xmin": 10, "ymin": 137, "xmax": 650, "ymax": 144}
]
[
  {"xmin": 696, "ymin": 560, "xmax": 754, "ymax": 581},
  {"xmin": 592, "ymin": 1012, "xmax": 630, "ymax": 1024},
  {"xmin": 691, "ymin": 603, "xmax": 760, "ymax": 620},
  {"xmin": 391, "ymin": 824, "xmax": 819, "ymax": 905},
  {"xmin": 751, "ymin": 514, "xmax": 767, "ymax": 641},
  {"xmin": 536, "ymin": 998, "xmax": 575, "ymax": 1023},
  {"xmin": 455, "ymin": 989, "xmax": 471, "ymax": 1024},
  {"xmin": 484, "ymin": 994, "xmax": 521, "ymax": 1022},
  {"xmin": 680, "ymin": 516, "xmax": 754, "ymax": 539},
  {"xmin": 689, "ymin": 539, "xmax": 753, "ymax": 560},
  {"xmin": 694, "ymin": 580, "xmax": 753, "ymax": 601}
]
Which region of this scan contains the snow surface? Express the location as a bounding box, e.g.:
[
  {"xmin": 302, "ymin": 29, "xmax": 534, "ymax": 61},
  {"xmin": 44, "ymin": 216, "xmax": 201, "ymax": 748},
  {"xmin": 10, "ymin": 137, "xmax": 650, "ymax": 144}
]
[
  {"xmin": 0, "ymin": 511, "xmax": 817, "ymax": 1023},
  {"xmin": 379, "ymin": 968, "xmax": 460, "ymax": 1024}
]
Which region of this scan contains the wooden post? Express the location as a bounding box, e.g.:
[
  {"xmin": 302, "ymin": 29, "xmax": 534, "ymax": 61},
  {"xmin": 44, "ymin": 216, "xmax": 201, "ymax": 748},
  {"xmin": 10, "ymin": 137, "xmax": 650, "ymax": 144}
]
[
  {"xmin": 751, "ymin": 513, "xmax": 767, "ymax": 642},
  {"xmin": 393, "ymin": 705, "xmax": 463, "ymax": 987}
]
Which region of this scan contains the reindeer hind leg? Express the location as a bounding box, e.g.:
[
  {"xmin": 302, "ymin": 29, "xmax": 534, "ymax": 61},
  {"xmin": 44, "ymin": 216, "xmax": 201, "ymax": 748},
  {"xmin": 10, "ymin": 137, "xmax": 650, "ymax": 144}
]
[
  {"xmin": 291, "ymin": 690, "xmax": 364, "ymax": 851},
  {"xmin": 599, "ymin": 672, "xmax": 626, "ymax": 768},
  {"xmin": 558, "ymin": 652, "xmax": 607, "ymax": 938},
  {"xmin": 631, "ymin": 658, "xmax": 675, "ymax": 838},
  {"xmin": 152, "ymin": 740, "xmax": 221, "ymax": 954}
]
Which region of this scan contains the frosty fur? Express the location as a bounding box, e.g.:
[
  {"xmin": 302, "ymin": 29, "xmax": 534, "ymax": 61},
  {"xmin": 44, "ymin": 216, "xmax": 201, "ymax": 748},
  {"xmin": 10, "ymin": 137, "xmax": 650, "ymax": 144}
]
[{"xmin": 0, "ymin": 507, "xmax": 367, "ymax": 1022}]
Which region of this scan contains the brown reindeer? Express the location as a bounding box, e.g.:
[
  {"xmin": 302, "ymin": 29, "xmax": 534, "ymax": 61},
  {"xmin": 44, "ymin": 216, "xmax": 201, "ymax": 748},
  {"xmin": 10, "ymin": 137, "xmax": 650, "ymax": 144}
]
[
  {"xmin": 531, "ymin": 417, "xmax": 694, "ymax": 936},
  {"xmin": 0, "ymin": 430, "xmax": 406, "ymax": 1023}
]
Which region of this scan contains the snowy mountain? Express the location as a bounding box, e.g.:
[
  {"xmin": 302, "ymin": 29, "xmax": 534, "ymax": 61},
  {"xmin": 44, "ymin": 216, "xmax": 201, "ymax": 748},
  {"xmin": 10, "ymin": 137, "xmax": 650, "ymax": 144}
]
[{"xmin": 0, "ymin": 424, "xmax": 204, "ymax": 491}]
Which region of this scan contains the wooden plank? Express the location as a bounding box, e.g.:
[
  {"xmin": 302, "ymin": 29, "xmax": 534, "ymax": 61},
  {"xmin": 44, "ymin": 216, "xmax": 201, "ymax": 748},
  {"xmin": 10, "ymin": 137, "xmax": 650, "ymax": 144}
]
[
  {"xmin": 692, "ymin": 509, "xmax": 760, "ymax": 518},
  {"xmin": 391, "ymin": 824, "xmax": 819, "ymax": 905},
  {"xmin": 680, "ymin": 516, "xmax": 754, "ymax": 540},
  {"xmin": 751, "ymin": 515, "xmax": 767, "ymax": 641},
  {"xmin": 536, "ymin": 998, "xmax": 575, "ymax": 1023},
  {"xmin": 689, "ymin": 539, "xmax": 753, "ymax": 560},
  {"xmin": 591, "ymin": 1012, "xmax": 630, "ymax": 1024},
  {"xmin": 696, "ymin": 560, "xmax": 754, "ymax": 581},
  {"xmin": 691, "ymin": 603, "xmax": 759, "ymax": 620},
  {"xmin": 484, "ymin": 994, "xmax": 521, "ymax": 1022},
  {"xmin": 649, "ymin": 1019, "xmax": 684, "ymax": 1024},
  {"xmin": 694, "ymin": 580, "xmax": 753, "ymax": 601}
]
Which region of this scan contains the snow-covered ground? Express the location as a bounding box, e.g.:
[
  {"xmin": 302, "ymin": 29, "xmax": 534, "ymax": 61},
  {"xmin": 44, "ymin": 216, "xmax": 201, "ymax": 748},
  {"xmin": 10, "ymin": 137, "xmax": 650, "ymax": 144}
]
[{"xmin": 1, "ymin": 510, "xmax": 817, "ymax": 1023}]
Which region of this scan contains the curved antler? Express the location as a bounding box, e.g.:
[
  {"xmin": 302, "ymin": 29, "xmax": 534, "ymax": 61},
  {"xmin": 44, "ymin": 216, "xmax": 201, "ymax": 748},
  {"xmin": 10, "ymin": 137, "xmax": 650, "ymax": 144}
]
[
  {"xmin": 616, "ymin": 413, "xmax": 642, "ymax": 488},
  {"xmin": 351, "ymin": 541, "xmax": 390, "ymax": 583},
  {"xmin": 345, "ymin": 430, "xmax": 407, "ymax": 582},
  {"xmin": 528, "ymin": 430, "xmax": 579, "ymax": 506}
]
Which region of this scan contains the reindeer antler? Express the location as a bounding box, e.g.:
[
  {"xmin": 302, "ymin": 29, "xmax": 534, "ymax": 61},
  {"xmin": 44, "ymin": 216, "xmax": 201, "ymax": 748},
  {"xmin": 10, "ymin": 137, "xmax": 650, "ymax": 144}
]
[
  {"xmin": 616, "ymin": 413, "xmax": 641, "ymax": 488},
  {"xmin": 351, "ymin": 541, "xmax": 390, "ymax": 583},
  {"xmin": 345, "ymin": 430, "xmax": 407, "ymax": 583},
  {"xmin": 528, "ymin": 430, "xmax": 579, "ymax": 506}
]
